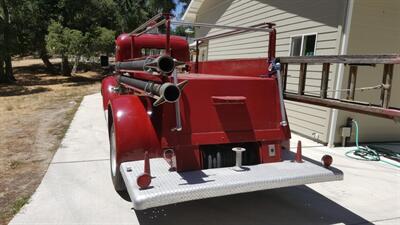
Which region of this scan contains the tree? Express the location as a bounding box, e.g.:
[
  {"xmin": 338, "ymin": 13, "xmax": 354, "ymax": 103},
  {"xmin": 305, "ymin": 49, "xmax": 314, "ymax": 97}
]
[
  {"xmin": 66, "ymin": 29, "xmax": 86, "ymax": 75},
  {"xmin": 1, "ymin": 0, "xmax": 61, "ymax": 82},
  {"xmin": 45, "ymin": 0, "xmax": 121, "ymax": 75},
  {"xmin": 0, "ymin": 0, "xmax": 16, "ymax": 83},
  {"xmin": 46, "ymin": 21, "xmax": 86, "ymax": 76},
  {"xmin": 30, "ymin": 0, "xmax": 60, "ymax": 71},
  {"xmin": 44, "ymin": 0, "xmax": 177, "ymax": 76},
  {"xmin": 46, "ymin": 21, "xmax": 69, "ymax": 75},
  {"xmin": 172, "ymin": 25, "xmax": 194, "ymax": 37},
  {"xmin": 5, "ymin": 0, "xmax": 59, "ymax": 71},
  {"xmin": 92, "ymin": 27, "xmax": 116, "ymax": 56},
  {"xmin": 1, "ymin": 0, "xmax": 184, "ymax": 81},
  {"xmin": 115, "ymin": 0, "xmax": 176, "ymax": 32},
  {"xmin": 0, "ymin": 15, "xmax": 4, "ymax": 81}
]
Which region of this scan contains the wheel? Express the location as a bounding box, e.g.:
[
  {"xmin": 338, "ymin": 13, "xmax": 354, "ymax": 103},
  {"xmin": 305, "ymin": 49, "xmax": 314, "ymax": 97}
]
[{"xmin": 109, "ymin": 121, "xmax": 131, "ymax": 201}]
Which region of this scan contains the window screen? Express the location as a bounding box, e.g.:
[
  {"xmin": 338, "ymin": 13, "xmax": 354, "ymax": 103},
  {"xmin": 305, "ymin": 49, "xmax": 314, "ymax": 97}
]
[{"xmin": 290, "ymin": 36, "xmax": 302, "ymax": 56}]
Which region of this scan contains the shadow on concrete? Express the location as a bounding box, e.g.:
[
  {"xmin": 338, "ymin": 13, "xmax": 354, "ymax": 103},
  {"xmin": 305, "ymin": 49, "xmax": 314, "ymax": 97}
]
[{"xmin": 135, "ymin": 185, "xmax": 371, "ymax": 225}]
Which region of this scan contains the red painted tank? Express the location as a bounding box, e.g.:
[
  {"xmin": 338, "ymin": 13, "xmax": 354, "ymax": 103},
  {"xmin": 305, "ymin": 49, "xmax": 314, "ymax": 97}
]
[{"xmin": 115, "ymin": 33, "xmax": 190, "ymax": 62}]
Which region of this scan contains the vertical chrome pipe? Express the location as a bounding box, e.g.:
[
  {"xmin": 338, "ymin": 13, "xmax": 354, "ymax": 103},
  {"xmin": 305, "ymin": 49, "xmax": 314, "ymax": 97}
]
[
  {"xmin": 171, "ymin": 69, "xmax": 182, "ymax": 131},
  {"xmin": 275, "ymin": 62, "xmax": 288, "ymax": 126}
]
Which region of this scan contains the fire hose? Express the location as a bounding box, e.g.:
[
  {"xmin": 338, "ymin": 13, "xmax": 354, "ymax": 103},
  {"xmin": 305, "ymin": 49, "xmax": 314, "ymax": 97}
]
[{"xmin": 345, "ymin": 119, "xmax": 400, "ymax": 168}]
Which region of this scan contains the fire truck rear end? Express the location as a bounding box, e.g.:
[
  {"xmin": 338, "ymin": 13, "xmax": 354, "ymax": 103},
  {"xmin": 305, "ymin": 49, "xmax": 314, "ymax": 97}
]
[{"xmin": 101, "ymin": 14, "xmax": 343, "ymax": 210}]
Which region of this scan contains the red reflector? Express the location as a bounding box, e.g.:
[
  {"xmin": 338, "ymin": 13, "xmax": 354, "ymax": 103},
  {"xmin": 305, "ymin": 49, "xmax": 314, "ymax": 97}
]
[
  {"xmin": 136, "ymin": 173, "xmax": 151, "ymax": 189},
  {"xmin": 322, "ymin": 155, "xmax": 333, "ymax": 168}
]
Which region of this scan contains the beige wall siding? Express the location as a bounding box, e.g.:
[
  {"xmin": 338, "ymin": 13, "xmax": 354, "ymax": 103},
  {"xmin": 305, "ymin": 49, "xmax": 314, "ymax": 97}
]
[
  {"xmin": 196, "ymin": 0, "xmax": 346, "ymax": 142},
  {"xmin": 334, "ymin": 0, "xmax": 400, "ymax": 144}
]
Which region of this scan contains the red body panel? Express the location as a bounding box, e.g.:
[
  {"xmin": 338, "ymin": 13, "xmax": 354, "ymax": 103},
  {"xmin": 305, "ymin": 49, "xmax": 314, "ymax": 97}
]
[{"xmin": 160, "ymin": 74, "xmax": 285, "ymax": 143}]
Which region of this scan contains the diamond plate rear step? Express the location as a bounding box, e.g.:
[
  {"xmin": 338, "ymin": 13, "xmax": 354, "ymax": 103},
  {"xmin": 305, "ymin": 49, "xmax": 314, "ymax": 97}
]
[{"xmin": 120, "ymin": 158, "xmax": 343, "ymax": 210}]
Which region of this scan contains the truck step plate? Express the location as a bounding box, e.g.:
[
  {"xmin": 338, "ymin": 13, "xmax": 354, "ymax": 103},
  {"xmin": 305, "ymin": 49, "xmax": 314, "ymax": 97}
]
[{"xmin": 120, "ymin": 159, "xmax": 343, "ymax": 210}]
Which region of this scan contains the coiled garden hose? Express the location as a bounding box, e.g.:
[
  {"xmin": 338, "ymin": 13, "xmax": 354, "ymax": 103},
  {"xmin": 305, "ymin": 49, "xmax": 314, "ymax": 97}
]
[{"xmin": 345, "ymin": 120, "xmax": 400, "ymax": 168}]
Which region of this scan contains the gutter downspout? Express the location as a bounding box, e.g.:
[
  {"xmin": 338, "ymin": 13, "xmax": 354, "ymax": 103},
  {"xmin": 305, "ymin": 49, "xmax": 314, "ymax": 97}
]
[{"xmin": 327, "ymin": 0, "xmax": 354, "ymax": 148}]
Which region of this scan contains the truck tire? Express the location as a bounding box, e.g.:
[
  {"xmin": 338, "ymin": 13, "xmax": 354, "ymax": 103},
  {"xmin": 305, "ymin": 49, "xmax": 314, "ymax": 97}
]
[{"xmin": 109, "ymin": 121, "xmax": 130, "ymax": 201}]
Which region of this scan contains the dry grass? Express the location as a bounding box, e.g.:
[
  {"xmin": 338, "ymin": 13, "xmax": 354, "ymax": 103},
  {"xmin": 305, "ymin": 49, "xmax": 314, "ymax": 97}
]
[{"xmin": 0, "ymin": 58, "xmax": 102, "ymax": 225}]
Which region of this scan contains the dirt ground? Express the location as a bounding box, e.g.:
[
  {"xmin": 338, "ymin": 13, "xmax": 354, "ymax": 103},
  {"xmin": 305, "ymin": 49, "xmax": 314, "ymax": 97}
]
[{"xmin": 0, "ymin": 58, "xmax": 102, "ymax": 225}]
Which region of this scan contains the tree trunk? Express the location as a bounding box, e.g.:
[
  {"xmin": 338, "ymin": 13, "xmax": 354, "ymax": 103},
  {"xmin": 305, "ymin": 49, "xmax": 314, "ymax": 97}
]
[
  {"xmin": 4, "ymin": 54, "xmax": 15, "ymax": 81},
  {"xmin": 71, "ymin": 55, "xmax": 80, "ymax": 75},
  {"xmin": 0, "ymin": 24, "xmax": 4, "ymax": 82},
  {"xmin": 0, "ymin": 0, "xmax": 15, "ymax": 83},
  {"xmin": 61, "ymin": 54, "xmax": 71, "ymax": 76},
  {"xmin": 0, "ymin": 56, "xmax": 5, "ymax": 83},
  {"xmin": 39, "ymin": 47, "xmax": 55, "ymax": 73}
]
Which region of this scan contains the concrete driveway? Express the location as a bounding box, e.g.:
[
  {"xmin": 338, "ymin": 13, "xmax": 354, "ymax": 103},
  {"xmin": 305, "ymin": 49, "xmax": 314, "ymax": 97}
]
[{"xmin": 9, "ymin": 93, "xmax": 400, "ymax": 225}]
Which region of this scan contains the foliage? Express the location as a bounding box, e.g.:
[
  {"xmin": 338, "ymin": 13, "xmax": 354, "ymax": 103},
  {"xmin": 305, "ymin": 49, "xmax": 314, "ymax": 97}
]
[
  {"xmin": 116, "ymin": 0, "xmax": 176, "ymax": 32},
  {"xmin": 11, "ymin": 196, "xmax": 30, "ymax": 215},
  {"xmin": 172, "ymin": 25, "xmax": 194, "ymax": 37},
  {"xmin": 2, "ymin": 0, "xmax": 59, "ymax": 55},
  {"xmin": 46, "ymin": 22, "xmax": 116, "ymax": 73},
  {"xmin": 46, "ymin": 21, "xmax": 85, "ymax": 75},
  {"xmin": 92, "ymin": 27, "xmax": 116, "ymax": 56},
  {"xmin": 46, "ymin": 21, "xmax": 85, "ymax": 57},
  {"xmin": 1, "ymin": 0, "xmax": 186, "ymax": 79}
]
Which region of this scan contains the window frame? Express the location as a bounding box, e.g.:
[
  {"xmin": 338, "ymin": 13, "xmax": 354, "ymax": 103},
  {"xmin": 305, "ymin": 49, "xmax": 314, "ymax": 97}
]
[{"xmin": 289, "ymin": 33, "xmax": 318, "ymax": 56}]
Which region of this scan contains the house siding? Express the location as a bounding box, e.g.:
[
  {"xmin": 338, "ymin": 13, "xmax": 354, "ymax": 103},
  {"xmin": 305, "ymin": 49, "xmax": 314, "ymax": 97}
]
[
  {"xmin": 195, "ymin": 0, "xmax": 347, "ymax": 142},
  {"xmin": 334, "ymin": 0, "xmax": 400, "ymax": 144}
]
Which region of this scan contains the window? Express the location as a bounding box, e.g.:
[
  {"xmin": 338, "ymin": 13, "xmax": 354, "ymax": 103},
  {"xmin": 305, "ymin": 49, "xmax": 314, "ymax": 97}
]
[
  {"xmin": 141, "ymin": 48, "xmax": 166, "ymax": 56},
  {"xmin": 193, "ymin": 42, "xmax": 208, "ymax": 62},
  {"xmin": 290, "ymin": 34, "xmax": 317, "ymax": 56},
  {"xmin": 290, "ymin": 36, "xmax": 302, "ymax": 56}
]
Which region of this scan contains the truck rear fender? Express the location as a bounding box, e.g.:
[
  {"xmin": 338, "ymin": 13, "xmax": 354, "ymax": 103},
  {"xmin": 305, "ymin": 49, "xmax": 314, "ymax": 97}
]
[
  {"xmin": 101, "ymin": 76, "xmax": 118, "ymax": 120},
  {"xmin": 108, "ymin": 95, "xmax": 160, "ymax": 165}
]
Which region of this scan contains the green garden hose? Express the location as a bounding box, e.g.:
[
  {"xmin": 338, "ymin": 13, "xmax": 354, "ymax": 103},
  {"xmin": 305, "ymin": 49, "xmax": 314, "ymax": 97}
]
[{"xmin": 345, "ymin": 119, "xmax": 400, "ymax": 168}]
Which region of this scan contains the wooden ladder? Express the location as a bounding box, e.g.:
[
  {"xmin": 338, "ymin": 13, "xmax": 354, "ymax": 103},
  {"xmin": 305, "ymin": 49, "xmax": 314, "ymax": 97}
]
[{"xmin": 278, "ymin": 55, "xmax": 400, "ymax": 120}]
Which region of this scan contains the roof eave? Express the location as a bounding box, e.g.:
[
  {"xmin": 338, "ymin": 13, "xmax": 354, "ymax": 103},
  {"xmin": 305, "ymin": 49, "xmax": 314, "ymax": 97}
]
[{"xmin": 182, "ymin": 0, "xmax": 205, "ymax": 22}]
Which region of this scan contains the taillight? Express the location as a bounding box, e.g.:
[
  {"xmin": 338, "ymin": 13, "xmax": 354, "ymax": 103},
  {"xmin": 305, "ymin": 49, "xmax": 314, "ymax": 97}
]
[
  {"xmin": 136, "ymin": 173, "xmax": 151, "ymax": 189},
  {"xmin": 322, "ymin": 155, "xmax": 333, "ymax": 168}
]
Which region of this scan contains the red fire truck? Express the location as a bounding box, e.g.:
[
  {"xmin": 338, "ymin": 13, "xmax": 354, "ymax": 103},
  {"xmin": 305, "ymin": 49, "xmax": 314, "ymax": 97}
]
[{"xmin": 101, "ymin": 14, "xmax": 343, "ymax": 210}]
